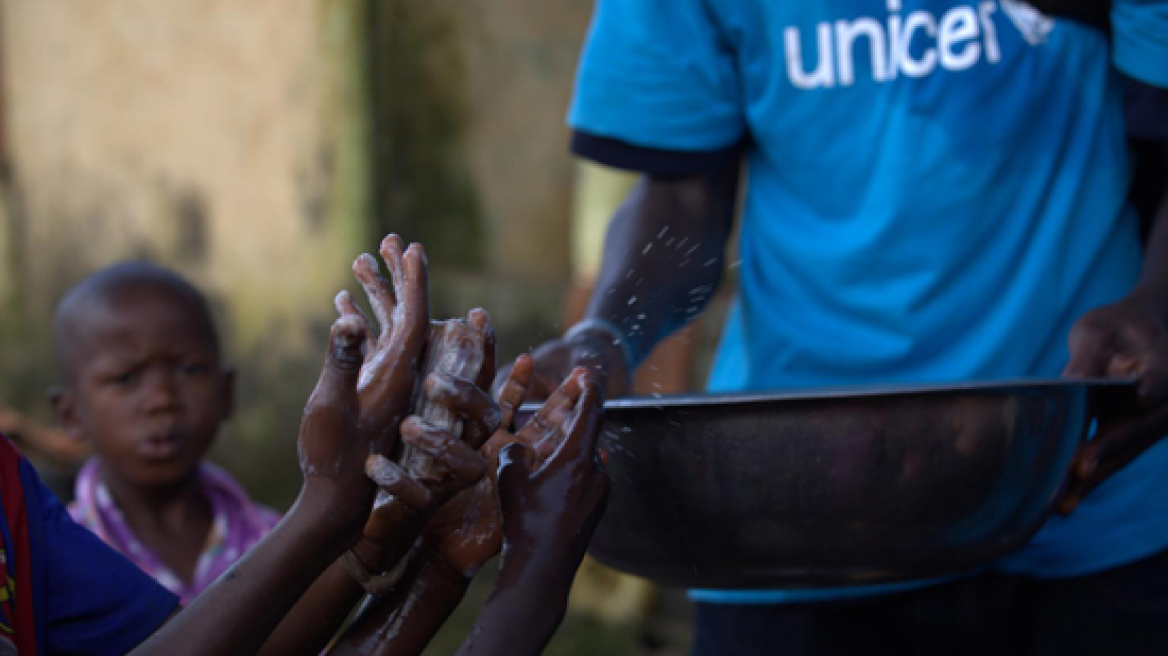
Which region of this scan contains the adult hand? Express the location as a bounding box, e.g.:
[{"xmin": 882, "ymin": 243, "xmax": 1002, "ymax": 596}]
[
  {"xmin": 493, "ymin": 326, "xmax": 631, "ymax": 402},
  {"xmin": 1058, "ymin": 292, "xmax": 1168, "ymax": 514}
]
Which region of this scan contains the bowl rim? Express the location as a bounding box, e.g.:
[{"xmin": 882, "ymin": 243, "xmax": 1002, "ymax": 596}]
[{"xmin": 595, "ymin": 377, "xmax": 1133, "ymax": 410}]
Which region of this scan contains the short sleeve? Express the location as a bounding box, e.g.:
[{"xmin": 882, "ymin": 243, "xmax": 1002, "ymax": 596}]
[
  {"xmin": 1111, "ymin": 0, "xmax": 1168, "ymax": 87},
  {"xmin": 26, "ymin": 462, "xmax": 179, "ymax": 655},
  {"xmin": 568, "ymin": 0, "xmax": 746, "ymax": 171}
]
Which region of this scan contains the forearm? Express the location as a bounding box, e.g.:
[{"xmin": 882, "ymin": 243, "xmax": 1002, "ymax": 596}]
[
  {"xmin": 130, "ymin": 492, "xmax": 356, "ymax": 656},
  {"xmin": 330, "ymin": 548, "xmax": 471, "ymax": 656},
  {"xmin": 453, "ymin": 558, "xmax": 570, "ymax": 656},
  {"xmin": 260, "ymin": 516, "xmax": 425, "ymax": 656},
  {"xmin": 584, "ymin": 167, "xmax": 739, "ymax": 367},
  {"xmin": 256, "ymin": 560, "xmax": 364, "ymax": 656}
]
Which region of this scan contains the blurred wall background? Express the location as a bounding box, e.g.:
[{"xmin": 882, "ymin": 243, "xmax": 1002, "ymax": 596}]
[{"xmin": 0, "ymin": 0, "xmax": 594, "ymax": 504}]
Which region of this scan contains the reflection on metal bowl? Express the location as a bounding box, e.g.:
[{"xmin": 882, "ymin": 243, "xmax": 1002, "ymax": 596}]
[{"xmin": 525, "ymin": 379, "xmax": 1135, "ymax": 589}]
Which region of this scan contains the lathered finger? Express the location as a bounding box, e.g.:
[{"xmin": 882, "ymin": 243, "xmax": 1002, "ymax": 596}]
[
  {"xmin": 352, "ymin": 253, "xmax": 395, "ymax": 337},
  {"xmin": 467, "ymin": 308, "xmax": 498, "ymax": 390},
  {"xmin": 401, "ymin": 416, "xmax": 487, "ymax": 484},
  {"xmin": 380, "ymin": 235, "xmax": 408, "ymax": 314},
  {"xmin": 395, "ymin": 244, "xmax": 429, "ymax": 339},
  {"xmin": 365, "ymin": 454, "xmax": 431, "ymax": 511},
  {"xmin": 560, "ymin": 382, "xmax": 605, "ymax": 463},
  {"xmin": 425, "ymin": 373, "xmax": 503, "ymax": 447},
  {"xmin": 523, "ymin": 368, "xmax": 585, "ymax": 438},
  {"xmin": 334, "ymin": 290, "xmax": 376, "ymax": 354},
  {"xmin": 495, "ymin": 354, "xmax": 534, "ymax": 428},
  {"xmin": 526, "ymin": 369, "xmax": 589, "ymax": 458}
]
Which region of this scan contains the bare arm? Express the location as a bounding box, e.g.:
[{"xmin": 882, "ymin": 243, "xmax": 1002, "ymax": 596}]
[
  {"xmin": 129, "ymin": 237, "xmax": 430, "ymax": 656},
  {"xmin": 328, "ymin": 547, "xmax": 472, "ymax": 656},
  {"xmin": 517, "ymin": 164, "xmax": 740, "ymax": 398},
  {"xmin": 588, "ymin": 166, "xmax": 740, "ymax": 368},
  {"xmin": 456, "ymin": 381, "xmax": 608, "ymax": 656},
  {"xmin": 1059, "ymin": 140, "xmax": 1168, "ymax": 512}
]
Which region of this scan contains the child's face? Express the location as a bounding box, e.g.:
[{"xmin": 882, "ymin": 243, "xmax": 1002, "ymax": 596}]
[{"xmin": 57, "ymin": 287, "xmax": 233, "ymax": 489}]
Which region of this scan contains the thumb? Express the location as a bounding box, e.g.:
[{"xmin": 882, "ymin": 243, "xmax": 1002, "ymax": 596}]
[
  {"xmin": 1064, "ymin": 323, "xmax": 1113, "ymax": 379},
  {"xmin": 308, "ymin": 313, "xmax": 366, "ymax": 411},
  {"xmin": 495, "ymin": 442, "xmax": 534, "ymax": 494}
]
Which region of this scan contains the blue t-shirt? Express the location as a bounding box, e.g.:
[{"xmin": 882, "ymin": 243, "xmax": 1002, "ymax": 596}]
[
  {"xmin": 569, "ymin": 0, "xmax": 1168, "ymax": 603},
  {"xmin": 8, "ymin": 452, "xmax": 179, "ymax": 654}
]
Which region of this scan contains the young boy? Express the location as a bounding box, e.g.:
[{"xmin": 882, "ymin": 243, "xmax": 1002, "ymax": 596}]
[
  {"xmin": 2, "ymin": 235, "xmax": 437, "ymax": 654},
  {"xmin": 50, "ymin": 262, "xmax": 278, "ymax": 604},
  {"xmin": 1, "ymin": 235, "xmax": 611, "ymax": 655}
]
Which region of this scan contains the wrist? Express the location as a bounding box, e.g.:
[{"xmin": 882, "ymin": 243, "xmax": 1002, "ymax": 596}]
[
  {"xmin": 564, "ymin": 319, "xmax": 635, "ymax": 389},
  {"xmin": 290, "ymin": 483, "xmax": 367, "ymax": 551},
  {"xmin": 419, "ymin": 545, "xmax": 474, "ymax": 587}
]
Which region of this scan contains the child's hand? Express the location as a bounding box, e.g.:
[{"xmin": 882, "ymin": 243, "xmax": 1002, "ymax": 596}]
[
  {"xmin": 493, "ymin": 376, "xmax": 609, "ymax": 587},
  {"xmin": 336, "ymin": 235, "xmax": 431, "ymax": 458},
  {"xmin": 420, "ymin": 360, "xmax": 593, "ymax": 577},
  {"xmin": 296, "ymin": 235, "xmax": 428, "ymax": 534},
  {"xmin": 345, "ymin": 308, "xmax": 500, "ymax": 574},
  {"xmin": 352, "ymin": 415, "xmax": 491, "ymax": 575}
]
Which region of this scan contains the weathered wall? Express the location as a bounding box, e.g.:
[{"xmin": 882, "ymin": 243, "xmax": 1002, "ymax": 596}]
[
  {"xmin": 0, "ymin": 0, "xmax": 372, "ymax": 501},
  {"xmin": 0, "ymin": 0, "xmax": 594, "ymax": 504},
  {"xmin": 458, "ymin": 0, "xmax": 592, "ymax": 278},
  {"xmin": 365, "ymin": 0, "xmax": 593, "ymax": 361},
  {"xmin": 2, "ymin": 0, "xmax": 369, "ymax": 341}
]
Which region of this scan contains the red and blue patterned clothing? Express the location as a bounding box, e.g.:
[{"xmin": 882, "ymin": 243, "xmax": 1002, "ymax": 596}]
[{"xmin": 0, "ymin": 436, "xmax": 178, "ymax": 655}]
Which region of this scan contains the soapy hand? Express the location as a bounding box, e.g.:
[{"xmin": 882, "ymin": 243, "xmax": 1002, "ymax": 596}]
[
  {"xmin": 1059, "ymin": 292, "xmax": 1168, "ymax": 514},
  {"xmin": 296, "ymin": 236, "xmax": 428, "ymax": 538},
  {"xmin": 350, "ymin": 308, "xmax": 499, "ymax": 574},
  {"xmin": 494, "ymin": 376, "xmax": 609, "ymax": 590},
  {"xmin": 421, "ymin": 360, "xmax": 593, "ymax": 577}
]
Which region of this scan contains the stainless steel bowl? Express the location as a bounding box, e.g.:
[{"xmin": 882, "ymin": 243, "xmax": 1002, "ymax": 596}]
[{"xmin": 540, "ymin": 380, "xmax": 1135, "ymax": 589}]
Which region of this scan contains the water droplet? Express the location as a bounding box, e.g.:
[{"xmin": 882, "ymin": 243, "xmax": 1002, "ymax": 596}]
[
  {"xmin": 627, "ymin": 296, "xmax": 637, "ymax": 305},
  {"xmin": 704, "ymin": 258, "xmax": 718, "ymax": 267},
  {"xmin": 657, "ymin": 226, "xmax": 670, "ymax": 239},
  {"xmin": 730, "ymin": 259, "xmax": 742, "ymax": 269},
  {"xmin": 642, "ymin": 243, "xmax": 653, "ymax": 255}
]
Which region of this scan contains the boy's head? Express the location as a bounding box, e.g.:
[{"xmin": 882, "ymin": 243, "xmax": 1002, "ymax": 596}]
[{"xmin": 51, "ymin": 262, "xmax": 234, "ymax": 490}]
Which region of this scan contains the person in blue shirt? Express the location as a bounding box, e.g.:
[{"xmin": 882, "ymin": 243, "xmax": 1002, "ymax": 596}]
[{"xmin": 514, "ymin": 0, "xmax": 1168, "ymax": 653}]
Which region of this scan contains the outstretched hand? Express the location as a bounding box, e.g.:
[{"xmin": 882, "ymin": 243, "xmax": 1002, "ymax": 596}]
[
  {"xmin": 297, "ymin": 235, "xmax": 429, "ymax": 538},
  {"xmin": 450, "ymin": 376, "xmax": 609, "ymax": 656},
  {"xmin": 421, "ymin": 359, "xmax": 594, "ymax": 577},
  {"xmin": 1058, "ymin": 292, "xmax": 1168, "ymax": 514},
  {"xmin": 494, "ymin": 377, "xmax": 609, "ymax": 585}
]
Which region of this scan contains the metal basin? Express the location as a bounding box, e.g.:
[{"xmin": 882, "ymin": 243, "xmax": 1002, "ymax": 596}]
[{"xmin": 569, "ymin": 379, "xmax": 1135, "ymax": 589}]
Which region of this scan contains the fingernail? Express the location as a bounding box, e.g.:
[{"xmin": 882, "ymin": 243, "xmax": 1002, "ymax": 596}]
[
  {"xmin": 354, "ymin": 253, "xmax": 378, "ymax": 272},
  {"xmin": 1077, "ymin": 457, "xmax": 1098, "ymax": 479}
]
